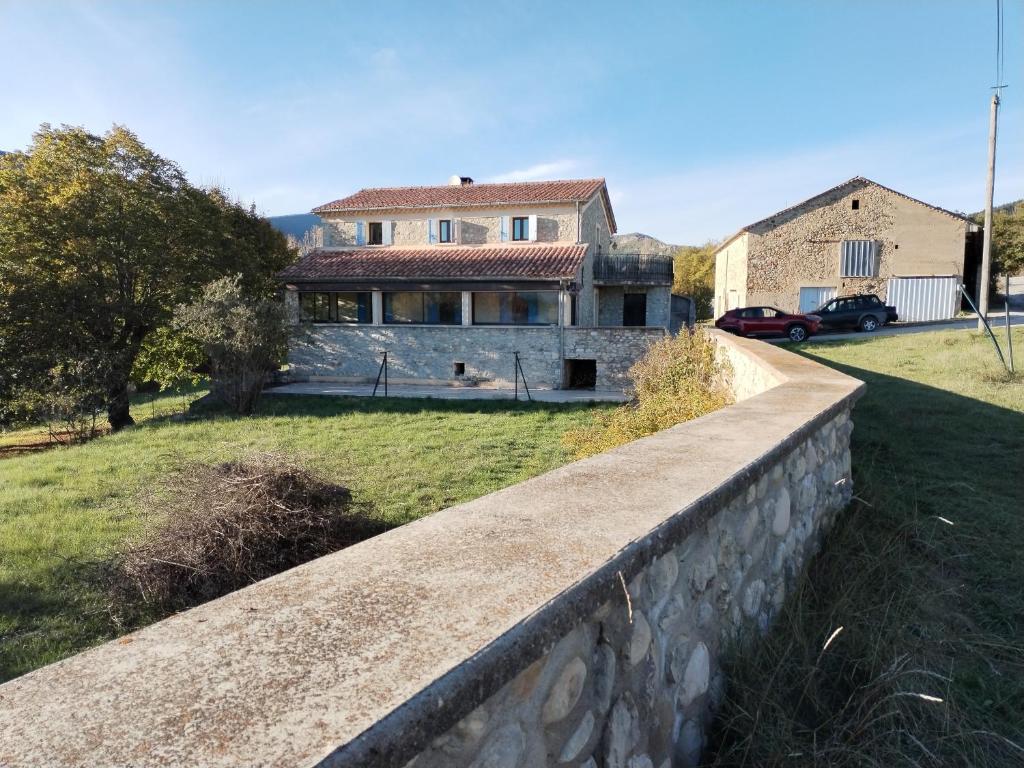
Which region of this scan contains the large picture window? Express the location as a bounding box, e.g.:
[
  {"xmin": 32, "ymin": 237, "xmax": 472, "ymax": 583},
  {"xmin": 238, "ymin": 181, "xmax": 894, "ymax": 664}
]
[
  {"xmin": 299, "ymin": 292, "xmax": 372, "ymax": 323},
  {"xmin": 472, "ymin": 291, "xmax": 559, "ymax": 325},
  {"xmin": 383, "ymin": 291, "xmax": 462, "ymax": 324}
]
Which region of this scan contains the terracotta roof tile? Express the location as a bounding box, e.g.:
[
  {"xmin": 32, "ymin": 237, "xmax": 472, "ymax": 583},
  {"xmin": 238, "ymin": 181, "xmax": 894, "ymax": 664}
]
[
  {"xmin": 280, "ymin": 244, "xmax": 587, "ymax": 282},
  {"xmin": 313, "ymin": 179, "xmax": 606, "ymax": 213}
]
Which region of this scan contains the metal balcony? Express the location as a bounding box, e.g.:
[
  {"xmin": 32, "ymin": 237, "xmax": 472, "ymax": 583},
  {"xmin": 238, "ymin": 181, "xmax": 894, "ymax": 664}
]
[{"xmin": 593, "ymin": 253, "xmax": 674, "ymax": 285}]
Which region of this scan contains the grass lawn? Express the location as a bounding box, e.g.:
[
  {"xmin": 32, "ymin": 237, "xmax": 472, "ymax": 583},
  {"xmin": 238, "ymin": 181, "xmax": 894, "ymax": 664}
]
[
  {"xmin": 710, "ymin": 327, "xmax": 1024, "ymax": 766},
  {"xmin": 0, "ymin": 391, "xmax": 609, "ymax": 682}
]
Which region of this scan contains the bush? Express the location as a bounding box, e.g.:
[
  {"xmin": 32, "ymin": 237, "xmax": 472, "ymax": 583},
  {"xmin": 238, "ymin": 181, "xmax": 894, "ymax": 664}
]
[
  {"xmin": 173, "ymin": 275, "xmax": 294, "ymax": 415},
  {"xmin": 564, "ymin": 328, "xmax": 732, "ymax": 458},
  {"xmin": 110, "ymin": 454, "xmax": 387, "ymax": 612}
]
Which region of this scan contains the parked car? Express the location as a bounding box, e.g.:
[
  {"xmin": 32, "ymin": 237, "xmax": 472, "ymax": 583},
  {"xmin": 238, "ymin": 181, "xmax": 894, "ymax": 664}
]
[
  {"xmin": 813, "ymin": 294, "xmax": 898, "ymax": 332},
  {"xmin": 715, "ymin": 306, "xmax": 821, "ymax": 342}
]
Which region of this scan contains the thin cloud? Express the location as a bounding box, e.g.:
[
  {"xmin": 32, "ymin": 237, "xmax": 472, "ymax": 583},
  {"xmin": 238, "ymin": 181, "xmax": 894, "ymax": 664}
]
[{"xmin": 488, "ymin": 160, "xmax": 580, "ymax": 183}]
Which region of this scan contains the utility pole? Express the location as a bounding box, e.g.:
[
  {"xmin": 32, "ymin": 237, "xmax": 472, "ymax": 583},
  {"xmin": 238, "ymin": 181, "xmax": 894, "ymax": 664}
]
[{"xmin": 978, "ymin": 91, "xmax": 1000, "ymax": 330}]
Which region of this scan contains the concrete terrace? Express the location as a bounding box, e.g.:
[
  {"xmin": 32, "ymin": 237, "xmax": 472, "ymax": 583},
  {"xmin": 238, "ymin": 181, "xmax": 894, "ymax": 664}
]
[{"xmin": 265, "ymin": 382, "xmax": 630, "ymax": 402}]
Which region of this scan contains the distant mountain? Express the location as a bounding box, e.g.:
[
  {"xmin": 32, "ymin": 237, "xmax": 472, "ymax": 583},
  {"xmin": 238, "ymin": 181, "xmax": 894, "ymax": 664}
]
[
  {"xmin": 269, "ymin": 213, "xmax": 320, "ymax": 239},
  {"xmin": 610, "ymin": 232, "xmax": 684, "ymax": 256}
]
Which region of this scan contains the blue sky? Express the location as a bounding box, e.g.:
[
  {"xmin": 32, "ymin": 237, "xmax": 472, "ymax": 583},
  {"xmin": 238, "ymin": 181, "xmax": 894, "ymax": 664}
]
[{"xmin": 2, "ymin": 0, "xmax": 1021, "ymax": 243}]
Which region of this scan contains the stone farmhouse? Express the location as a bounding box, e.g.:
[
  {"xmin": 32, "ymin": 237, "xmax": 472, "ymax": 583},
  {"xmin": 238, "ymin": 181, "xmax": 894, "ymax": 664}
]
[
  {"xmin": 714, "ymin": 177, "xmax": 982, "ymax": 322},
  {"xmin": 281, "ymin": 177, "xmax": 673, "ymax": 389}
]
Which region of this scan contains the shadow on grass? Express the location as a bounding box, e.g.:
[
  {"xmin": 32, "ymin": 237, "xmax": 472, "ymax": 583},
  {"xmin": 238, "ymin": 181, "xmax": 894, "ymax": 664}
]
[
  {"xmin": 0, "ymin": 559, "xmax": 120, "ymax": 683},
  {"xmin": 708, "ymin": 360, "xmax": 1024, "ymax": 766}
]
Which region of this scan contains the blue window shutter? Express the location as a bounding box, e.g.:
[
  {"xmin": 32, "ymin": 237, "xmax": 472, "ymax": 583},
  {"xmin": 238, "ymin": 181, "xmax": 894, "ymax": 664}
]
[
  {"xmin": 428, "ymin": 218, "xmax": 437, "ymax": 244},
  {"xmin": 356, "ymin": 220, "xmax": 366, "ymax": 246},
  {"xmin": 500, "ymin": 215, "xmax": 509, "ymax": 242}
]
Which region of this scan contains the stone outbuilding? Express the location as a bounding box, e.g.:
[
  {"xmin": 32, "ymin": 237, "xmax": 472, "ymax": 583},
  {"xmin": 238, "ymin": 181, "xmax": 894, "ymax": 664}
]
[{"xmin": 714, "ymin": 177, "xmax": 982, "ymax": 321}]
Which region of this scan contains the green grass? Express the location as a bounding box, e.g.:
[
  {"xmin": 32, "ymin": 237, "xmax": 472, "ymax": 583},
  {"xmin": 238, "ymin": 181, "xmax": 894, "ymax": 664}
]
[
  {"xmin": 0, "ymin": 392, "xmax": 609, "ymax": 681},
  {"xmin": 710, "ymin": 327, "xmax": 1024, "ymax": 766}
]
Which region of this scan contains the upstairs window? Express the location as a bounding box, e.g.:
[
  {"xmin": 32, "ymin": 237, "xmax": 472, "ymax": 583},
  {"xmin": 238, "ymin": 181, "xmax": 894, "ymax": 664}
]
[
  {"xmin": 851, "ymin": 199, "xmax": 860, "ymax": 210},
  {"xmin": 368, "ymin": 221, "xmax": 383, "ymax": 245},
  {"xmin": 840, "ymin": 240, "xmax": 878, "ymax": 277},
  {"xmin": 438, "ymin": 219, "xmax": 452, "ymax": 243},
  {"xmin": 512, "ymin": 216, "xmax": 529, "ymax": 241}
]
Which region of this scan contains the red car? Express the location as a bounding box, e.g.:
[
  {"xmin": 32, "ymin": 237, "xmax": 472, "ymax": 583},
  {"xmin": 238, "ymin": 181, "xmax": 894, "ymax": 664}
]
[{"xmin": 715, "ymin": 306, "xmax": 821, "ymax": 342}]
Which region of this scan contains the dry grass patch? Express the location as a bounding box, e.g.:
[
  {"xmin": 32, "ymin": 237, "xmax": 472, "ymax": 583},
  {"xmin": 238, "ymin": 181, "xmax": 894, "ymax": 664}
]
[{"xmin": 564, "ymin": 328, "xmax": 732, "ymax": 458}]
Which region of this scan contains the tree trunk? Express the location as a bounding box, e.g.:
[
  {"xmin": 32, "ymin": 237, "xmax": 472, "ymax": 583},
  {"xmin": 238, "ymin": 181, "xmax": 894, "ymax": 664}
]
[{"xmin": 107, "ymin": 380, "xmax": 135, "ymax": 431}]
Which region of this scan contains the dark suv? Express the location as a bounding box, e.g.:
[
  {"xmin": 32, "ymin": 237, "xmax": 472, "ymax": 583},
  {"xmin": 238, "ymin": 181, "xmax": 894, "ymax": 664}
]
[{"xmin": 814, "ymin": 294, "xmax": 898, "ymax": 332}]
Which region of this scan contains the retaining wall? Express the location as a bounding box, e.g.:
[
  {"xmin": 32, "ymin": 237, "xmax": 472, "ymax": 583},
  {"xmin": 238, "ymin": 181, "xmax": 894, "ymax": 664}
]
[
  {"xmin": 0, "ymin": 331, "xmax": 864, "ymax": 768},
  {"xmin": 289, "ymin": 325, "xmax": 665, "ymax": 390}
]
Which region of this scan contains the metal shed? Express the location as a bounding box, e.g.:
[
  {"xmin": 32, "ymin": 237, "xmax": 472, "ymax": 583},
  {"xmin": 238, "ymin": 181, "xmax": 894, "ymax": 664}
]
[{"xmin": 886, "ymin": 275, "xmax": 960, "ymax": 322}]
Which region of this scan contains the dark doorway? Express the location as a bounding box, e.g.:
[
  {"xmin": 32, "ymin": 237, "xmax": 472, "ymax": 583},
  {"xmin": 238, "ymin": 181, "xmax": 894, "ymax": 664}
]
[
  {"xmin": 564, "ymin": 359, "xmax": 597, "ymax": 389},
  {"xmin": 623, "ymin": 292, "xmax": 647, "ymax": 326},
  {"xmin": 962, "ymin": 230, "xmax": 983, "ymax": 311}
]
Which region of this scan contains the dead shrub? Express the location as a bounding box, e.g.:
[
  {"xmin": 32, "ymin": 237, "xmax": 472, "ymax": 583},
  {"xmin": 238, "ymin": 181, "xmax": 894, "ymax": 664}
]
[
  {"xmin": 563, "ymin": 327, "xmax": 733, "ymax": 458},
  {"xmin": 110, "ymin": 453, "xmax": 386, "ymax": 612}
]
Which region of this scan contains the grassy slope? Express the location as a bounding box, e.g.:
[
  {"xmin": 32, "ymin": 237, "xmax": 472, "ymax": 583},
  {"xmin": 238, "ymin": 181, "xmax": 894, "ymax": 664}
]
[
  {"xmin": 710, "ymin": 328, "xmax": 1024, "ymax": 766},
  {"xmin": 0, "ymin": 393, "xmax": 607, "ymax": 681}
]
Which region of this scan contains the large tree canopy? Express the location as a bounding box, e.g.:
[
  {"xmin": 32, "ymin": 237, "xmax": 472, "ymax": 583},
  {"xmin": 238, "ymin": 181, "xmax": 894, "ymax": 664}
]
[{"xmin": 0, "ymin": 124, "xmax": 294, "ymax": 430}]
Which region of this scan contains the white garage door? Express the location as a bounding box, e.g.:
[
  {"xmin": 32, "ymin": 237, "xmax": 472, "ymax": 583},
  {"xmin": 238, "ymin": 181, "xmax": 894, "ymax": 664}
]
[
  {"xmin": 886, "ymin": 276, "xmax": 960, "ymax": 322},
  {"xmin": 799, "ymin": 286, "xmax": 837, "ymax": 314}
]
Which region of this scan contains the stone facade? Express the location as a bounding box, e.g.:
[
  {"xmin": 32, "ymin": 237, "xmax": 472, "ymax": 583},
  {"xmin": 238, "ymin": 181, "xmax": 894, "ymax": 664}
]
[
  {"xmin": 597, "ymin": 286, "xmax": 672, "ymax": 329},
  {"xmin": 714, "ymin": 178, "xmax": 976, "ymax": 317},
  {"xmin": 321, "ymin": 206, "xmax": 580, "ymax": 249},
  {"xmin": 290, "ymin": 324, "xmax": 666, "ymax": 390},
  {"xmin": 404, "ymin": 409, "xmax": 853, "ymax": 768}
]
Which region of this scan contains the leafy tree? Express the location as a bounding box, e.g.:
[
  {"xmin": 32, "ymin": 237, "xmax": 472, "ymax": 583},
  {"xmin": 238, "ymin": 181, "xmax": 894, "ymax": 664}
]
[
  {"xmin": 0, "ymin": 124, "xmax": 294, "ymax": 430},
  {"xmin": 990, "ymin": 201, "xmax": 1024, "ymax": 278},
  {"xmin": 672, "ymin": 241, "xmax": 718, "ymax": 320},
  {"xmin": 173, "ymin": 276, "xmax": 295, "ymax": 415}
]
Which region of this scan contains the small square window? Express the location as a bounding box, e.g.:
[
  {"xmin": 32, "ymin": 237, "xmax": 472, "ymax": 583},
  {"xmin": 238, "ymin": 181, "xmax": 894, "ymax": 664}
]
[
  {"xmin": 512, "ymin": 216, "xmax": 529, "ymax": 241},
  {"xmin": 851, "ymin": 199, "xmax": 860, "ymax": 210},
  {"xmin": 368, "ymin": 222, "xmax": 383, "ymax": 245},
  {"xmin": 439, "ymin": 219, "xmax": 452, "ymax": 243},
  {"xmin": 453, "ymin": 362, "xmax": 466, "ymax": 376}
]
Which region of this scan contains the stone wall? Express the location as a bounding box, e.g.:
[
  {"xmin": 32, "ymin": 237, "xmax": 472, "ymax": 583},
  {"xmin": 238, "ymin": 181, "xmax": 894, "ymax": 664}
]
[
  {"xmin": 0, "ymin": 333, "xmax": 864, "ymax": 768},
  {"xmin": 563, "ymin": 327, "xmax": 666, "ymax": 388},
  {"xmin": 406, "ymin": 408, "xmax": 851, "ymax": 768},
  {"xmin": 291, "ymin": 325, "xmax": 664, "ymax": 389},
  {"xmin": 596, "ymin": 286, "xmax": 671, "ymax": 330},
  {"xmin": 579, "ymin": 195, "xmax": 613, "ymax": 326}
]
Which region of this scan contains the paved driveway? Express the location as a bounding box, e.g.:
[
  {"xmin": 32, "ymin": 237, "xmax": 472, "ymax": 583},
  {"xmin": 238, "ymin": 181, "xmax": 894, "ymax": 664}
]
[{"xmin": 770, "ymin": 310, "xmax": 1024, "ymax": 344}]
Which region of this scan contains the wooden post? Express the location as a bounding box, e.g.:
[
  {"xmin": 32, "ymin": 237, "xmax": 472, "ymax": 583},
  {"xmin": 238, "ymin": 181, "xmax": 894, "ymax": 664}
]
[{"xmin": 978, "ymin": 92, "xmax": 1000, "ymax": 330}]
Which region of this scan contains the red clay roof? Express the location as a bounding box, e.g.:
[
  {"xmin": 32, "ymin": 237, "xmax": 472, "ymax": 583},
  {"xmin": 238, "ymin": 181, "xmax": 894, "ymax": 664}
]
[
  {"xmin": 314, "ymin": 179, "xmax": 606, "ymax": 213},
  {"xmin": 280, "ymin": 244, "xmax": 587, "ymax": 282}
]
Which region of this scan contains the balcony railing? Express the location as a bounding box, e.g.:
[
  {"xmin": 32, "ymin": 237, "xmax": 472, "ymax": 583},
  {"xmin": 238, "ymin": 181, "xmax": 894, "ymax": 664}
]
[{"xmin": 593, "ymin": 253, "xmax": 674, "ymax": 285}]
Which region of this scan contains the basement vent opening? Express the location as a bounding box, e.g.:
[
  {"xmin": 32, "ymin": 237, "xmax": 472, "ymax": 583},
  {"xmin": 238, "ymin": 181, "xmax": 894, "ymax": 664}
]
[
  {"xmin": 564, "ymin": 359, "xmax": 596, "ymax": 390},
  {"xmin": 453, "ymin": 362, "xmax": 466, "ymax": 376},
  {"xmin": 852, "ymin": 199, "xmax": 860, "ymax": 210}
]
